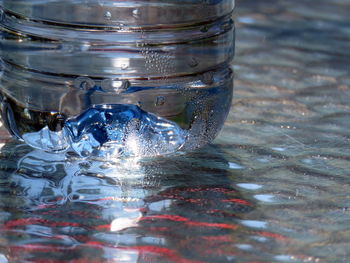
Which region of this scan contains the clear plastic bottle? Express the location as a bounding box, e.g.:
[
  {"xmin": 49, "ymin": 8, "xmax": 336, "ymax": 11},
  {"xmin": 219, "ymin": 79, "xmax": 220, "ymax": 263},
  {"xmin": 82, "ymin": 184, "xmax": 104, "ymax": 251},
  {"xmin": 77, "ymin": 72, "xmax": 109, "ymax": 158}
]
[{"xmin": 0, "ymin": 0, "xmax": 235, "ymax": 157}]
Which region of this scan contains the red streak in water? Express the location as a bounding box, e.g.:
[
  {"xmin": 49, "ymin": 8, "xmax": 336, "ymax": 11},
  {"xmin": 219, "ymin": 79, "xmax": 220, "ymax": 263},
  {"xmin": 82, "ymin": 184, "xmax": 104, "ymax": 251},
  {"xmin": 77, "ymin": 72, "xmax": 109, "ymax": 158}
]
[
  {"xmin": 84, "ymin": 241, "xmax": 105, "ymax": 247},
  {"xmin": 141, "ymin": 214, "xmax": 237, "ymax": 230},
  {"xmin": 93, "ymin": 224, "xmax": 110, "ymax": 231},
  {"xmin": 186, "ymin": 221, "xmax": 238, "ymax": 230},
  {"xmin": 142, "ymin": 214, "xmax": 189, "ymax": 222},
  {"xmin": 147, "ymin": 227, "xmax": 170, "ymax": 232},
  {"xmin": 201, "ymin": 235, "xmax": 233, "ymax": 242},
  {"xmin": 186, "ymin": 198, "xmax": 203, "ymax": 204},
  {"xmin": 72, "ymin": 235, "xmax": 90, "ymax": 243},
  {"xmin": 257, "ymin": 231, "xmax": 287, "ymax": 241}
]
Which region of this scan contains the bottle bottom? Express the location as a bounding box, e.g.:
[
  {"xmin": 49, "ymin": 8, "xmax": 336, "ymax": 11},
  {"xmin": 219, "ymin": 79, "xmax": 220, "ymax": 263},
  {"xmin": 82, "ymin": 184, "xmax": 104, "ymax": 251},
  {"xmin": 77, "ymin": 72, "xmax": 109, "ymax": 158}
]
[{"xmin": 0, "ymin": 68, "xmax": 233, "ymax": 157}]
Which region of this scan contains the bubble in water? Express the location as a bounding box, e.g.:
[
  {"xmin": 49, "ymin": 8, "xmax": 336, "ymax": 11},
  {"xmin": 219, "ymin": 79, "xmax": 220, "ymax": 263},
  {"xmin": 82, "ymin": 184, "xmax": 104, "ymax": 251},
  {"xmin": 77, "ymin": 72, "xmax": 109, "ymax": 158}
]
[
  {"xmin": 200, "ymin": 25, "xmax": 209, "ymax": 33},
  {"xmin": 104, "ymin": 11, "xmax": 112, "ymax": 20},
  {"xmin": 155, "ymin": 96, "xmax": 166, "ymax": 106},
  {"xmin": 121, "ymin": 63, "xmax": 128, "ymax": 70},
  {"xmin": 74, "ymin": 77, "xmax": 95, "ymax": 90},
  {"xmin": 188, "ymin": 57, "xmax": 198, "ymax": 68},
  {"xmin": 202, "ymin": 71, "xmax": 214, "ymax": 85},
  {"xmin": 23, "ymin": 104, "xmax": 187, "ymax": 158}
]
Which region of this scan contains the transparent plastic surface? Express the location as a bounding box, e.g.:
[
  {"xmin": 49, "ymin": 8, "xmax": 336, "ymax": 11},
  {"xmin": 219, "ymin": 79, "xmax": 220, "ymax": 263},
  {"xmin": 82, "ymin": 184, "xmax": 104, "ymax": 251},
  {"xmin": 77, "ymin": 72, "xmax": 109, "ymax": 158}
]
[
  {"xmin": 0, "ymin": 0, "xmax": 235, "ymax": 156},
  {"xmin": 23, "ymin": 104, "xmax": 187, "ymax": 158}
]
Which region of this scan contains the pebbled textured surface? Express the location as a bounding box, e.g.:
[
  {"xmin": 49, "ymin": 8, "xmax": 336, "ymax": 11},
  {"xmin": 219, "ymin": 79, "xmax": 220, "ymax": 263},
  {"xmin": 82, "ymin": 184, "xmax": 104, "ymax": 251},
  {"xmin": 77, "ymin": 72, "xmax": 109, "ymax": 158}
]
[{"xmin": 0, "ymin": 0, "xmax": 349, "ymax": 262}]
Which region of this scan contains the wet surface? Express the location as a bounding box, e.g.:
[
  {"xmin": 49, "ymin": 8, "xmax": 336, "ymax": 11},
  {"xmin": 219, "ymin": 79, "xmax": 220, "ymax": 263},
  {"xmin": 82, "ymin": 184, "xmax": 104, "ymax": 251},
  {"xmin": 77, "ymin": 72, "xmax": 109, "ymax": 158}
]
[{"xmin": 0, "ymin": 0, "xmax": 350, "ymax": 262}]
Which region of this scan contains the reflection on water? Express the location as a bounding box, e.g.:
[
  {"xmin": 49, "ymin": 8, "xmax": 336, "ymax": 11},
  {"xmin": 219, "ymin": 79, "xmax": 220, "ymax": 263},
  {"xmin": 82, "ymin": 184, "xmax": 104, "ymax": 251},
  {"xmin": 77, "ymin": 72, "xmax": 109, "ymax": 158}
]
[
  {"xmin": 0, "ymin": 142, "xmax": 295, "ymax": 263},
  {"xmin": 0, "ymin": 136, "xmax": 339, "ymax": 263},
  {"xmin": 0, "ymin": 0, "xmax": 349, "ymax": 261}
]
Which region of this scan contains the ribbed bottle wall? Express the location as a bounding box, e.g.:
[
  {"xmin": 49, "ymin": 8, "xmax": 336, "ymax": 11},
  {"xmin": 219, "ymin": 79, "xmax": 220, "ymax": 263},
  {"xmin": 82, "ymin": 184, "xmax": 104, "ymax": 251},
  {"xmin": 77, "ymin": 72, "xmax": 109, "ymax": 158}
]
[{"xmin": 0, "ymin": 0, "xmax": 235, "ymax": 156}]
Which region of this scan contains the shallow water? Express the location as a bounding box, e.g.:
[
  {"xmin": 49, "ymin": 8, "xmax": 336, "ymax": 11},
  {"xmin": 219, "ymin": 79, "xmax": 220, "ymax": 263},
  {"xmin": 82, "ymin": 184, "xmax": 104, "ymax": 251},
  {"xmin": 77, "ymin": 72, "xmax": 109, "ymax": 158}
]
[{"xmin": 0, "ymin": 0, "xmax": 350, "ymax": 262}]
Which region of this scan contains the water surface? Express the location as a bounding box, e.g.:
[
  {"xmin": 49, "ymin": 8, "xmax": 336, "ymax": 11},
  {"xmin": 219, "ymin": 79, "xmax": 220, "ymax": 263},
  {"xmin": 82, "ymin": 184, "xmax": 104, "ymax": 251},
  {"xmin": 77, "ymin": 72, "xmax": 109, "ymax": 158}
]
[{"xmin": 0, "ymin": 0, "xmax": 350, "ymax": 262}]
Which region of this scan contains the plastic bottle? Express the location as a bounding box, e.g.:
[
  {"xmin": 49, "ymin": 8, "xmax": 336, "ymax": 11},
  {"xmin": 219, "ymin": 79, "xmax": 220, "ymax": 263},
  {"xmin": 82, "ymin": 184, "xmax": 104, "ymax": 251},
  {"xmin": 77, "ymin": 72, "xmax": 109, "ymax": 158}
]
[{"xmin": 0, "ymin": 0, "xmax": 235, "ymax": 157}]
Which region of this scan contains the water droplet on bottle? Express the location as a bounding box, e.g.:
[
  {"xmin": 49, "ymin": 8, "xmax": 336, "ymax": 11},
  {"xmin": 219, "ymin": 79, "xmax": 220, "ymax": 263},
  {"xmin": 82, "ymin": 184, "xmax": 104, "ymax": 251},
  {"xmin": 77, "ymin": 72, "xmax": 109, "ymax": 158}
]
[
  {"xmin": 101, "ymin": 79, "xmax": 130, "ymax": 93},
  {"xmin": 23, "ymin": 108, "xmax": 31, "ymax": 119},
  {"xmin": 132, "ymin": 9, "xmax": 140, "ymax": 18},
  {"xmin": 115, "ymin": 80, "xmax": 130, "ymax": 91},
  {"xmin": 155, "ymin": 96, "xmax": 166, "ymax": 106},
  {"xmin": 220, "ymin": 20, "xmax": 232, "ymax": 31},
  {"xmin": 0, "ymin": 60, "xmax": 4, "ymax": 77},
  {"xmin": 60, "ymin": 43, "xmax": 75, "ymax": 53},
  {"xmin": 119, "ymin": 23, "xmax": 125, "ymax": 28},
  {"xmin": 80, "ymin": 42, "xmax": 90, "ymax": 52},
  {"xmin": 0, "ymin": 9, "xmax": 4, "ymax": 22},
  {"xmin": 200, "ymin": 25, "xmax": 209, "ymax": 33},
  {"xmin": 188, "ymin": 57, "xmax": 198, "ymax": 68},
  {"xmin": 104, "ymin": 11, "xmax": 112, "ymax": 20},
  {"xmin": 74, "ymin": 77, "xmax": 95, "ymax": 90}
]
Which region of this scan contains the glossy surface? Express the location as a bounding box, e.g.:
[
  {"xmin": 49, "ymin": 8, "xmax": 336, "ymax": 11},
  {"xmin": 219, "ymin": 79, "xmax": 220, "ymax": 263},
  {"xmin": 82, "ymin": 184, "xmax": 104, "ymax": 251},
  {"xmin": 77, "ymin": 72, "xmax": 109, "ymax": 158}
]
[
  {"xmin": 2, "ymin": 0, "xmax": 234, "ymax": 27},
  {"xmin": 0, "ymin": 0, "xmax": 235, "ymax": 151},
  {"xmin": 0, "ymin": 0, "xmax": 350, "ymax": 262},
  {"xmin": 23, "ymin": 104, "xmax": 187, "ymax": 157}
]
